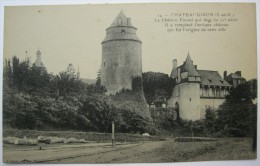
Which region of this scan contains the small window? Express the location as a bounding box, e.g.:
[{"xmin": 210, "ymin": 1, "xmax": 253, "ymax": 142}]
[
  {"xmin": 208, "ymin": 79, "xmax": 212, "ymax": 83},
  {"xmin": 220, "ymin": 80, "xmax": 224, "ymax": 84},
  {"xmin": 121, "ymin": 29, "xmax": 125, "ymax": 35},
  {"xmin": 104, "ymin": 62, "xmax": 105, "ymax": 66},
  {"xmin": 118, "ymin": 18, "xmax": 122, "ymax": 25}
]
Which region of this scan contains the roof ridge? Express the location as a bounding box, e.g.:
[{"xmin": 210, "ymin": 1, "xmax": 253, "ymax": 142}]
[{"xmin": 197, "ymin": 69, "xmax": 218, "ymax": 72}]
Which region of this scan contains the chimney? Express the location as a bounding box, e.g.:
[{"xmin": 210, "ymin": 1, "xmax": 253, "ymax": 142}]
[
  {"xmin": 224, "ymin": 71, "xmax": 227, "ymax": 80},
  {"xmin": 172, "ymin": 59, "xmax": 177, "ymax": 71},
  {"xmin": 235, "ymin": 71, "xmax": 241, "ymax": 77},
  {"xmin": 127, "ymin": 18, "xmax": 131, "ymax": 26}
]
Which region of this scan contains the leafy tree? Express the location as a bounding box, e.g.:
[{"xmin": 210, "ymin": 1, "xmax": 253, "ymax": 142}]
[
  {"xmin": 204, "ymin": 108, "xmax": 217, "ymax": 133},
  {"xmin": 3, "ymin": 59, "xmax": 13, "ymax": 89},
  {"xmin": 150, "ymin": 107, "xmax": 177, "ymax": 129},
  {"xmin": 79, "ymin": 96, "xmax": 115, "ymax": 132},
  {"xmin": 96, "ymin": 70, "xmax": 101, "ymax": 87},
  {"xmin": 3, "ymin": 56, "xmax": 156, "ymax": 134},
  {"xmin": 28, "ymin": 67, "xmax": 50, "ymax": 93},
  {"xmin": 142, "ymin": 72, "xmax": 174, "ymax": 106},
  {"xmin": 216, "ymin": 80, "xmax": 257, "ymax": 136},
  {"xmin": 11, "ymin": 56, "xmax": 31, "ymax": 91}
]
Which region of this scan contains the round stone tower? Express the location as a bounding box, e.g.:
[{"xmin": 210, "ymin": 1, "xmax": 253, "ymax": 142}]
[{"xmin": 101, "ymin": 11, "xmax": 142, "ymax": 95}]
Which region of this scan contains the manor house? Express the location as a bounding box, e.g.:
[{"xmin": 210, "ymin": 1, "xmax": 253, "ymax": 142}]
[{"xmin": 167, "ymin": 53, "xmax": 246, "ymax": 120}]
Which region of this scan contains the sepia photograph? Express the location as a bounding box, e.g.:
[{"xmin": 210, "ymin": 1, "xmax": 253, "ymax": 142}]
[{"xmin": 1, "ymin": 1, "xmax": 258, "ymax": 165}]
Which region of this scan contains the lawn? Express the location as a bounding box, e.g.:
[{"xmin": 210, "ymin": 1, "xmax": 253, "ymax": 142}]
[{"xmin": 153, "ymin": 137, "xmax": 256, "ymax": 162}]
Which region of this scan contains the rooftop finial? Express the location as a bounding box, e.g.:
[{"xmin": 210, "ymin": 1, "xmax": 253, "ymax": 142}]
[
  {"xmin": 186, "ymin": 51, "xmax": 192, "ymax": 62},
  {"xmin": 37, "ymin": 49, "xmax": 41, "ymax": 56}
]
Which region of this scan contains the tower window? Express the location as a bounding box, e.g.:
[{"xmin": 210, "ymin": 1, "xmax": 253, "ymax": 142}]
[
  {"xmin": 104, "ymin": 62, "xmax": 105, "ymax": 66},
  {"xmin": 121, "ymin": 29, "xmax": 125, "ymax": 35}
]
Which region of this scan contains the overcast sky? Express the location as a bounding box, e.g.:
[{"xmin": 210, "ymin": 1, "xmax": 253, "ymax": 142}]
[{"xmin": 3, "ymin": 3, "xmax": 257, "ymax": 80}]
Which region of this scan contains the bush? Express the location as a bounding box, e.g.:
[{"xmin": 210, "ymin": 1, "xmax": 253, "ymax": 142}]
[
  {"xmin": 150, "ymin": 107, "xmax": 177, "ymax": 129},
  {"xmin": 225, "ymin": 128, "xmax": 246, "ymax": 137},
  {"xmin": 14, "ymin": 112, "xmax": 37, "ymax": 130}
]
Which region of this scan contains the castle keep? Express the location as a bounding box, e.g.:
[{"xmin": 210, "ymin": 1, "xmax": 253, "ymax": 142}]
[
  {"xmin": 101, "ymin": 11, "xmax": 142, "ymax": 95},
  {"xmin": 167, "ymin": 53, "xmax": 246, "ymax": 120}
]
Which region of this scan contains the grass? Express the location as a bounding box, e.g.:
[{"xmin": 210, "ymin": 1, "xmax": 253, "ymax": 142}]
[
  {"xmin": 186, "ymin": 138, "xmax": 257, "ymax": 161},
  {"xmin": 153, "ymin": 137, "xmax": 256, "ymax": 162},
  {"xmin": 3, "ymin": 129, "xmax": 165, "ymax": 143}
]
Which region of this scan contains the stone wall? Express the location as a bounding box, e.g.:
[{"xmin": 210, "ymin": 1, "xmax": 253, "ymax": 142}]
[
  {"xmin": 179, "ymin": 82, "xmax": 201, "ymax": 120},
  {"xmin": 200, "ymin": 98, "xmax": 225, "ymax": 118},
  {"xmin": 101, "ymin": 40, "xmax": 142, "ymax": 94}
]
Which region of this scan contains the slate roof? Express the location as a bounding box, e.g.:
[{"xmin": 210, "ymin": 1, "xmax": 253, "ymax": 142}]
[
  {"xmin": 198, "ymin": 70, "xmax": 231, "ymax": 87},
  {"xmin": 102, "ymin": 11, "xmax": 141, "ymax": 43},
  {"xmin": 170, "ymin": 54, "xmax": 232, "ymax": 87},
  {"xmin": 183, "ymin": 54, "xmax": 200, "ymax": 77},
  {"xmin": 170, "ymin": 53, "xmax": 200, "ymax": 78},
  {"xmin": 108, "ymin": 10, "xmax": 135, "ymax": 28}
]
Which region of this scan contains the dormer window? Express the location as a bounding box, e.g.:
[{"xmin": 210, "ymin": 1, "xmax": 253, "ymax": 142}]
[
  {"xmin": 118, "ymin": 18, "xmax": 122, "ymax": 25},
  {"xmin": 220, "ymin": 80, "xmax": 224, "ymax": 84},
  {"xmin": 208, "ymin": 79, "xmax": 212, "ymax": 83}
]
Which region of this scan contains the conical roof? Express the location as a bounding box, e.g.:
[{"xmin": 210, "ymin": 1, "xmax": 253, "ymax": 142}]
[
  {"xmin": 108, "ymin": 10, "xmax": 135, "ymax": 28},
  {"xmin": 184, "ymin": 53, "xmax": 200, "ymax": 77},
  {"xmin": 102, "ymin": 11, "xmax": 141, "ymax": 43}
]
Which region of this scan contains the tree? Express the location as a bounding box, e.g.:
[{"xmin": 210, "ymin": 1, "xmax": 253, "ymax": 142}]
[
  {"xmin": 216, "ymin": 81, "xmax": 257, "ymax": 136},
  {"xmin": 204, "ymin": 108, "xmax": 217, "ymax": 133},
  {"xmin": 142, "ymin": 72, "xmax": 174, "ymax": 106},
  {"xmin": 11, "ymin": 56, "xmax": 31, "ymax": 91},
  {"xmin": 96, "ymin": 70, "xmax": 101, "ymax": 87},
  {"xmin": 57, "ymin": 63, "xmax": 87, "ymax": 96}
]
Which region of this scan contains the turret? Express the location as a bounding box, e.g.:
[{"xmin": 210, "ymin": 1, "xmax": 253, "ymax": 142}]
[{"xmin": 33, "ymin": 49, "xmax": 45, "ymax": 69}]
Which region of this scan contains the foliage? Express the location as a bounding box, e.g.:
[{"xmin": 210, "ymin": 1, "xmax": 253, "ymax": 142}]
[
  {"xmin": 109, "ymin": 90, "xmax": 152, "ymax": 120},
  {"xmin": 3, "ymin": 56, "xmax": 153, "ymax": 134},
  {"xmin": 142, "ymin": 72, "xmax": 174, "ymax": 107},
  {"xmin": 108, "ymin": 90, "xmax": 155, "ymax": 134},
  {"xmin": 150, "ymin": 107, "xmax": 177, "ymax": 129},
  {"xmin": 132, "ymin": 76, "xmax": 143, "ymax": 92},
  {"xmin": 3, "ymin": 130, "xmax": 164, "ymax": 143},
  {"xmin": 216, "ymin": 81, "xmax": 257, "ymax": 136},
  {"xmin": 204, "ymin": 108, "xmax": 217, "ymax": 133}
]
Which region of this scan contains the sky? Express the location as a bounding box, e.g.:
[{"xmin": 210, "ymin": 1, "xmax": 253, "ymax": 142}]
[{"xmin": 3, "ymin": 3, "xmax": 257, "ymax": 80}]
